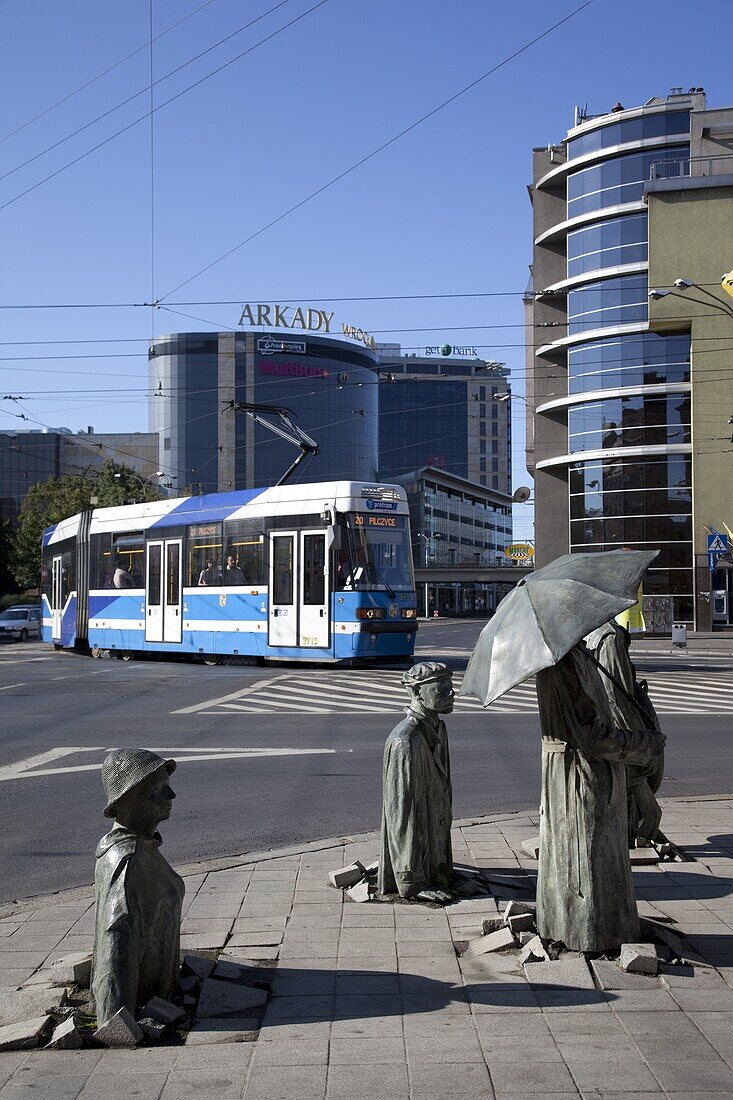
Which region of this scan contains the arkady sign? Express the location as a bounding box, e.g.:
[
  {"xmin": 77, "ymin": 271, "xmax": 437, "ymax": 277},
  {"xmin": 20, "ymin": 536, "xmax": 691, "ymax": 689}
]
[{"xmin": 238, "ymin": 303, "xmax": 375, "ymax": 350}]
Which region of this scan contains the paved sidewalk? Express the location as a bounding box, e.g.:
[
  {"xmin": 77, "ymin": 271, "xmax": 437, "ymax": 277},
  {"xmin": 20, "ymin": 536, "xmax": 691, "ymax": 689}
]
[{"xmin": 2, "ymin": 796, "xmax": 733, "ymax": 1098}]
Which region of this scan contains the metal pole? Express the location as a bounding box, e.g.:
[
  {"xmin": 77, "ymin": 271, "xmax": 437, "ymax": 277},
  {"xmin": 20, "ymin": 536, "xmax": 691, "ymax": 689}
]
[{"xmin": 424, "ymin": 582, "xmax": 429, "ymax": 617}]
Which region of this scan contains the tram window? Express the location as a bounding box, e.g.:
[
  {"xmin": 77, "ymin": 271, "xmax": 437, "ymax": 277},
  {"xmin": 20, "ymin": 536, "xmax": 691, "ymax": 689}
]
[
  {"xmin": 95, "ymin": 532, "xmax": 144, "ymax": 588},
  {"xmin": 61, "ymin": 550, "xmax": 73, "ymax": 603},
  {"xmin": 223, "ymin": 520, "xmax": 264, "ymax": 585},
  {"xmin": 148, "ymin": 544, "xmax": 162, "ymax": 605},
  {"xmin": 272, "ymin": 537, "xmax": 294, "ymax": 604},
  {"xmin": 188, "ymin": 523, "xmax": 222, "ymax": 586},
  {"xmin": 167, "ymin": 544, "xmax": 180, "ymax": 605},
  {"xmin": 90, "ymin": 533, "xmax": 109, "ymax": 589},
  {"xmin": 303, "ymin": 535, "xmax": 325, "ymax": 606}
]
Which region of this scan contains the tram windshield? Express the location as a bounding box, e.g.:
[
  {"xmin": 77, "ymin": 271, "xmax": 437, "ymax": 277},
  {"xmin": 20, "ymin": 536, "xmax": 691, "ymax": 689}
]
[{"xmin": 339, "ymin": 514, "xmax": 414, "ymax": 592}]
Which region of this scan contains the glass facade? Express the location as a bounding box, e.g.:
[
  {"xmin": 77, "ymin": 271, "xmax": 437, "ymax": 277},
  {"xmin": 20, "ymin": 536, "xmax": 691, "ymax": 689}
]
[
  {"xmin": 549, "ymin": 106, "xmax": 694, "ymax": 621},
  {"xmin": 567, "ymin": 213, "xmax": 647, "ymax": 277},
  {"xmin": 567, "ymin": 273, "xmax": 648, "ymax": 334},
  {"xmin": 567, "ymin": 393, "xmax": 691, "ymax": 452},
  {"xmin": 566, "ymin": 110, "xmax": 690, "ymax": 159},
  {"xmin": 568, "ymin": 333, "xmax": 690, "ymax": 394},
  {"xmin": 567, "ymin": 145, "xmax": 688, "ymax": 217},
  {"xmin": 378, "ymin": 380, "xmax": 469, "ymax": 480}
]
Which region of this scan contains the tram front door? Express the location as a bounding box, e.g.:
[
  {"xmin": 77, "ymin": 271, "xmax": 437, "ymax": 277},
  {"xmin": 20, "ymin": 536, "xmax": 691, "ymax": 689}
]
[
  {"xmin": 145, "ymin": 539, "xmax": 182, "ymax": 644},
  {"xmin": 51, "ymin": 555, "xmax": 63, "ymax": 641}
]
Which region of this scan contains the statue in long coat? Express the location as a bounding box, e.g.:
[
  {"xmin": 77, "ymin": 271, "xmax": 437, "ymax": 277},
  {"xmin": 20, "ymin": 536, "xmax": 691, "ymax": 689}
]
[
  {"xmin": 584, "ymin": 620, "xmax": 664, "ymax": 845},
  {"xmin": 92, "ymin": 750, "xmax": 184, "ymax": 1026},
  {"xmin": 535, "ymin": 644, "xmax": 664, "ymax": 953},
  {"xmin": 378, "ymin": 662, "xmax": 454, "ymax": 901}
]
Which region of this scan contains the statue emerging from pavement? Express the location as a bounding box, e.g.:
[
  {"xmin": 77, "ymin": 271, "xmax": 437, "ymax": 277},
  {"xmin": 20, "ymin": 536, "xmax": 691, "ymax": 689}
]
[
  {"xmin": 378, "ymin": 661, "xmax": 454, "ymax": 902},
  {"xmin": 92, "ymin": 749, "xmax": 184, "ymax": 1027},
  {"xmin": 584, "ymin": 619, "xmax": 664, "ymax": 846},
  {"xmin": 535, "ymin": 643, "xmax": 665, "ymax": 952}
]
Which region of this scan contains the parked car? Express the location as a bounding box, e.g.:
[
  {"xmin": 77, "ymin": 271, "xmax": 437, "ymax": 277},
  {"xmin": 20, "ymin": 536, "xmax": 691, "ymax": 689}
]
[{"xmin": 0, "ymin": 606, "xmax": 41, "ymax": 642}]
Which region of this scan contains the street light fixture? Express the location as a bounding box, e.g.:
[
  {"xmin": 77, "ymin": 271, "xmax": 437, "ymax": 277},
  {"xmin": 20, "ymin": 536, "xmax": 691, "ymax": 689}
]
[{"xmin": 649, "ymin": 283, "xmax": 733, "ymax": 319}]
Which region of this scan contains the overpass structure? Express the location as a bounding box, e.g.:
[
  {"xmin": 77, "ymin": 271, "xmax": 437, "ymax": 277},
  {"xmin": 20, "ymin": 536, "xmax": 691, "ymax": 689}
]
[{"xmin": 413, "ymin": 564, "xmax": 533, "ymax": 616}]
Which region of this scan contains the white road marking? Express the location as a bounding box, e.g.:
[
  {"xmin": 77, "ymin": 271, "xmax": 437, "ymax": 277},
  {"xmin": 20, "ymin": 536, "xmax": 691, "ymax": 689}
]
[
  {"xmin": 173, "ymin": 674, "xmax": 290, "ymax": 715},
  {"xmin": 0, "ymin": 682, "xmax": 26, "ymax": 691},
  {"xmin": 0, "ymin": 745, "xmax": 336, "ymax": 783}
]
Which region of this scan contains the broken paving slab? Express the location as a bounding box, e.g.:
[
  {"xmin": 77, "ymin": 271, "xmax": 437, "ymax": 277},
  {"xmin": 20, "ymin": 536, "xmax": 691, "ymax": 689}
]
[
  {"xmin": 328, "ymin": 862, "xmax": 365, "ymax": 889},
  {"xmin": 45, "ymin": 1015, "xmax": 83, "ymax": 1049},
  {"xmin": 522, "ymin": 956, "xmax": 595, "ymax": 990},
  {"xmin": 500, "ymin": 900, "xmax": 536, "ymax": 918},
  {"xmin": 139, "ymin": 995, "xmax": 187, "ymax": 1025},
  {"xmin": 619, "ymin": 943, "xmax": 662, "ymax": 975},
  {"xmin": 346, "ymin": 880, "xmax": 371, "ymax": 903},
  {"xmin": 468, "ymin": 927, "xmax": 515, "ymax": 956},
  {"xmin": 518, "ymin": 935, "xmax": 550, "ymax": 965},
  {"xmin": 629, "ymin": 846, "xmax": 659, "ymax": 865},
  {"xmin": 138, "ymin": 1017, "xmax": 168, "ymax": 1042},
  {"xmin": 49, "ymin": 951, "xmax": 92, "ymax": 986},
  {"xmin": 182, "ymin": 954, "xmax": 216, "ymax": 981},
  {"xmin": 0, "ymin": 985, "xmax": 67, "ymax": 1028},
  {"xmin": 658, "ymin": 961, "xmax": 728, "ymax": 989},
  {"xmin": 196, "ymin": 977, "xmax": 268, "ymax": 1018},
  {"xmin": 508, "ymin": 912, "xmax": 535, "ymax": 934},
  {"xmin": 590, "ymin": 959, "xmax": 660, "ymax": 991},
  {"xmin": 521, "ymin": 837, "xmax": 540, "ymax": 860},
  {"xmin": 185, "ymin": 1016, "xmax": 259, "ymax": 1044},
  {"xmin": 93, "ymin": 1007, "xmax": 143, "ymax": 1048},
  {"xmin": 0, "ymin": 1015, "xmax": 52, "ymax": 1052}
]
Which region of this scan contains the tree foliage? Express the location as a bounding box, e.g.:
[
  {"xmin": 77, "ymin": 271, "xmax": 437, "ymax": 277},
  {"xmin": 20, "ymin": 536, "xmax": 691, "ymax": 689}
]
[
  {"xmin": 0, "ymin": 520, "xmax": 18, "ymax": 597},
  {"xmin": 12, "ymin": 461, "xmax": 162, "ymax": 590}
]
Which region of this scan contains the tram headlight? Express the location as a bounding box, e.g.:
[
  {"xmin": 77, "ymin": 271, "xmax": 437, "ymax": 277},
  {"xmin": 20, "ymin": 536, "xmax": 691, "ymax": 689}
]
[
  {"xmin": 401, "ymin": 608, "xmax": 416, "ymax": 619},
  {"xmin": 356, "ymin": 607, "xmax": 386, "ymax": 620}
]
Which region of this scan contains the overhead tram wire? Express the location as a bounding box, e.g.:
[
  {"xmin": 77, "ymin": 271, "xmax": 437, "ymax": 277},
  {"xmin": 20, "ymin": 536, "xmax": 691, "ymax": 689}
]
[
  {"xmin": 0, "ymin": 0, "xmax": 329, "ymax": 215},
  {"xmin": 160, "ymin": 0, "xmax": 595, "ymax": 300},
  {"xmin": 0, "ymin": 0, "xmax": 295, "ymax": 185},
  {"xmin": 0, "ymin": 0, "xmax": 221, "ymax": 146},
  {"xmin": 148, "ymin": 0, "xmax": 160, "ymax": 394}
]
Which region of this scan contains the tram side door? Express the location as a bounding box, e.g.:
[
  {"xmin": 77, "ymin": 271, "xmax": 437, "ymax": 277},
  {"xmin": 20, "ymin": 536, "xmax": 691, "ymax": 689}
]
[
  {"xmin": 268, "ymin": 532, "xmax": 298, "ymax": 647},
  {"xmin": 51, "ymin": 555, "xmax": 63, "ymax": 641},
  {"xmin": 145, "ymin": 541, "xmax": 163, "ymax": 643},
  {"xmin": 146, "ymin": 539, "xmax": 182, "ymax": 643},
  {"xmin": 299, "ymin": 531, "xmax": 329, "ymax": 648}
]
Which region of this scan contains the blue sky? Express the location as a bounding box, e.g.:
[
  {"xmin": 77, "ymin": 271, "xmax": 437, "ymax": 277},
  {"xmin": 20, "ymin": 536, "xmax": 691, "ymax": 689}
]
[{"xmin": 0, "ymin": 0, "xmax": 729, "ymax": 541}]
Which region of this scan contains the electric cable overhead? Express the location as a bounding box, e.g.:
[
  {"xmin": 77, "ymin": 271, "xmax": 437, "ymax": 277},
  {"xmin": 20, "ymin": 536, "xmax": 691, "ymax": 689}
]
[
  {"xmin": 0, "ymin": 0, "xmax": 295, "ymax": 185},
  {"xmin": 0, "ymin": 0, "xmax": 329, "ymax": 214},
  {"xmin": 160, "ymin": 0, "xmax": 595, "ymax": 299},
  {"xmin": 0, "ymin": 0, "xmax": 220, "ymax": 146}
]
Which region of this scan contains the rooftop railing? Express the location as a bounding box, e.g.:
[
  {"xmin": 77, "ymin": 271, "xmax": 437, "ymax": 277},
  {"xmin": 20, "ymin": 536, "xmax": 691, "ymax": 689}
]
[{"xmin": 650, "ymin": 153, "xmax": 733, "ymax": 180}]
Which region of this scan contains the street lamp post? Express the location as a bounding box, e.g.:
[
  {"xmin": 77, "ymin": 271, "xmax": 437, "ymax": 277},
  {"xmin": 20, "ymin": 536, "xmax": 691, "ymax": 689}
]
[{"xmin": 113, "ymin": 469, "xmax": 164, "ymax": 502}]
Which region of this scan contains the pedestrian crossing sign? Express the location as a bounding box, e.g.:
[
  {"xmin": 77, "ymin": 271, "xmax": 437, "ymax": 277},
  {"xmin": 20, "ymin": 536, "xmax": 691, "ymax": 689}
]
[{"xmin": 708, "ymin": 531, "xmax": 729, "ymax": 571}]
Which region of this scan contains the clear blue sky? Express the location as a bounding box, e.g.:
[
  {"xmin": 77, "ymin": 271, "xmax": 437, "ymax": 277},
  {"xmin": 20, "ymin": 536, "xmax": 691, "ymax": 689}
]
[{"xmin": 0, "ymin": 0, "xmax": 729, "ymax": 541}]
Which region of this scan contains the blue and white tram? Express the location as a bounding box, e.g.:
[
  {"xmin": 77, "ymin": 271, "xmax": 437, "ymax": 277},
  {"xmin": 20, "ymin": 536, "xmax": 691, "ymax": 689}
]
[{"xmin": 41, "ymin": 481, "xmax": 418, "ymax": 663}]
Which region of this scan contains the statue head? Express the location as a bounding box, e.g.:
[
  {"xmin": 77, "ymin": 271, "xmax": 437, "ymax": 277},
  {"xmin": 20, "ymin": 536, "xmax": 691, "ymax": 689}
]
[
  {"xmin": 101, "ymin": 749, "xmax": 177, "ymax": 837},
  {"xmin": 402, "ymin": 661, "xmax": 454, "ymax": 714}
]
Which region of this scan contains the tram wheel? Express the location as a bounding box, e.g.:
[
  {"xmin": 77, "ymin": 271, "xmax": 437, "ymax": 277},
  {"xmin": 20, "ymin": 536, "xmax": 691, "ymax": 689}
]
[
  {"xmin": 91, "ymin": 646, "xmax": 105, "ymax": 660},
  {"xmin": 117, "ymin": 651, "xmax": 135, "ymax": 662},
  {"xmin": 203, "ymin": 654, "xmax": 224, "ymax": 666}
]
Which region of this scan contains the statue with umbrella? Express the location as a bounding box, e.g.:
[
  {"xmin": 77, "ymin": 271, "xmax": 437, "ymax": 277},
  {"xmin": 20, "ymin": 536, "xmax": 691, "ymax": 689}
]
[{"xmin": 460, "ymin": 549, "xmax": 666, "ymax": 953}]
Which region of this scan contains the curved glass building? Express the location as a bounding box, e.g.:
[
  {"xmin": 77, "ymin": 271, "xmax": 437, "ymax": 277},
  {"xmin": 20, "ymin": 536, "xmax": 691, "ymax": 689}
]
[
  {"xmin": 149, "ymin": 331, "xmax": 379, "ymax": 493},
  {"xmin": 528, "ymin": 90, "xmax": 707, "ymax": 625}
]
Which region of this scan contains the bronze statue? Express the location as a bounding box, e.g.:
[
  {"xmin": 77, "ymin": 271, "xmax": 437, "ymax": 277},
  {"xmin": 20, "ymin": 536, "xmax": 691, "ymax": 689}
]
[
  {"xmin": 92, "ymin": 750, "xmax": 184, "ymax": 1027},
  {"xmin": 535, "ymin": 644, "xmax": 665, "ymax": 953},
  {"xmin": 378, "ymin": 661, "xmax": 454, "ymax": 902},
  {"xmin": 584, "ymin": 620, "xmax": 664, "ymax": 845}
]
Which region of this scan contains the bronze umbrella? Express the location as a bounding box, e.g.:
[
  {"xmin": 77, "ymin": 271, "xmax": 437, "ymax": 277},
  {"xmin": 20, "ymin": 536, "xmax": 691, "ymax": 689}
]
[{"xmin": 459, "ymin": 548, "xmax": 658, "ymax": 707}]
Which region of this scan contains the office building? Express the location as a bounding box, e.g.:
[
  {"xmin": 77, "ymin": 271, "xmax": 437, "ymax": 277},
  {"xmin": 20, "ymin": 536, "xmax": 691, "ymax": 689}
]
[
  {"xmin": 527, "ymin": 89, "xmax": 733, "ymax": 629},
  {"xmin": 375, "ymin": 344, "xmax": 512, "ymax": 493},
  {"xmin": 0, "ymin": 429, "xmax": 158, "ymax": 525},
  {"xmin": 149, "ymin": 331, "xmax": 379, "ymax": 492}
]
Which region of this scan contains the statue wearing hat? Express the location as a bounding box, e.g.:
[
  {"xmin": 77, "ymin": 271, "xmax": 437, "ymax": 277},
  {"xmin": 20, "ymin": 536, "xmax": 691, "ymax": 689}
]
[
  {"xmin": 378, "ymin": 661, "xmax": 455, "ymax": 902},
  {"xmin": 92, "ymin": 749, "xmax": 184, "ymax": 1027}
]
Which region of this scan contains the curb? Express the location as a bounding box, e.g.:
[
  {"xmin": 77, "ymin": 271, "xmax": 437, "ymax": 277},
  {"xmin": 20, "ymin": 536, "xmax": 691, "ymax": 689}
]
[{"xmin": 2, "ymin": 794, "xmax": 731, "ymax": 921}]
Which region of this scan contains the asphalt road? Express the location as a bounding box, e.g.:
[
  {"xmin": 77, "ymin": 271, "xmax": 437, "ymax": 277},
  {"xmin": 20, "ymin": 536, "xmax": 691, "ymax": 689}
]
[{"xmin": 0, "ymin": 619, "xmax": 731, "ymax": 904}]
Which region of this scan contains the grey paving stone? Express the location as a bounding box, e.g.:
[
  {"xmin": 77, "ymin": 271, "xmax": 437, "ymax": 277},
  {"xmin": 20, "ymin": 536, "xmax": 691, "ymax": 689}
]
[
  {"xmin": 87, "ymin": 1047, "xmax": 180, "ymax": 1074},
  {"xmin": 606, "ymin": 989, "xmax": 681, "ymax": 1011},
  {"xmin": 0, "ymin": 1017, "xmax": 52, "ymax": 1053},
  {"xmin": 646, "ymin": 1056, "xmax": 733, "ymax": 1094},
  {"xmin": 401, "ymin": 992, "xmax": 471, "ymax": 1015},
  {"xmin": 261, "ymin": 995, "xmax": 334, "ymax": 1022},
  {"xmin": 245, "ymin": 1064, "xmax": 327, "ymax": 1098},
  {"xmin": 407, "ymin": 1062, "xmax": 494, "ymax": 1098},
  {"xmin": 77, "ymin": 1076, "xmax": 167, "ymax": 1100},
  {"xmin": 589, "ymin": 959, "xmax": 661, "ymax": 991},
  {"xmin": 564, "ymin": 1053, "xmax": 659, "ymax": 1091},
  {"xmin": 174, "ymin": 1044, "xmax": 254, "ymax": 1069},
  {"xmin": 0, "ymin": 1074, "xmax": 90, "ymax": 1100},
  {"xmin": 467, "ymin": 987, "xmax": 540, "ymax": 1013},
  {"xmin": 326, "ymin": 1062, "xmax": 408, "ymax": 1099},
  {"xmin": 0, "ymin": 987, "xmax": 67, "ymax": 1028},
  {"xmin": 329, "ymin": 1037, "xmax": 405, "ymax": 1065},
  {"xmin": 614, "ymin": 1011, "xmax": 717, "ymax": 1059},
  {"xmin": 405, "ymin": 1030, "xmax": 485, "ymax": 1062},
  {"xmin": 669, "ymin": 988, "xmax": 733, "ymax": 1011},
  {"xmin": 688, "ymin": 1009, "xmax": 733, "ymax": 1062},
  {"xmin": 478, "ymin": 1033, "xmax": 563, "ymax": 1062},
  {"xmin": 185, "ymin": 1018, "xmax": 259, "ymax": 1045},
  {"xmin": 253, "ymin": 1039, "xmax": 328, "ymax": 1066},
  {"xmin": 160, "ymin": 1069, "xmax": 245, "ymax": 1098},
  {"xmin": 522, "ymin": 957, "xmax": 594, "ymax": 990},
  {"xmin": 197, "ymin": 977, "xmax": 268, "ymax": 1018},
  {"xmin": 0, "ymin": 1054, "xmax": 29, "ymax": 1090},
  {"xmin": 659, "ymin": 962, "xmax": 728, "ymax": 988},
  {"xmin": 258, "ymin": 1021, "xmax": 330, "ymax": 1043},
  {"xmin": 488, "ymin": 1059, "xmax": 577, "ymax": 1094}
]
